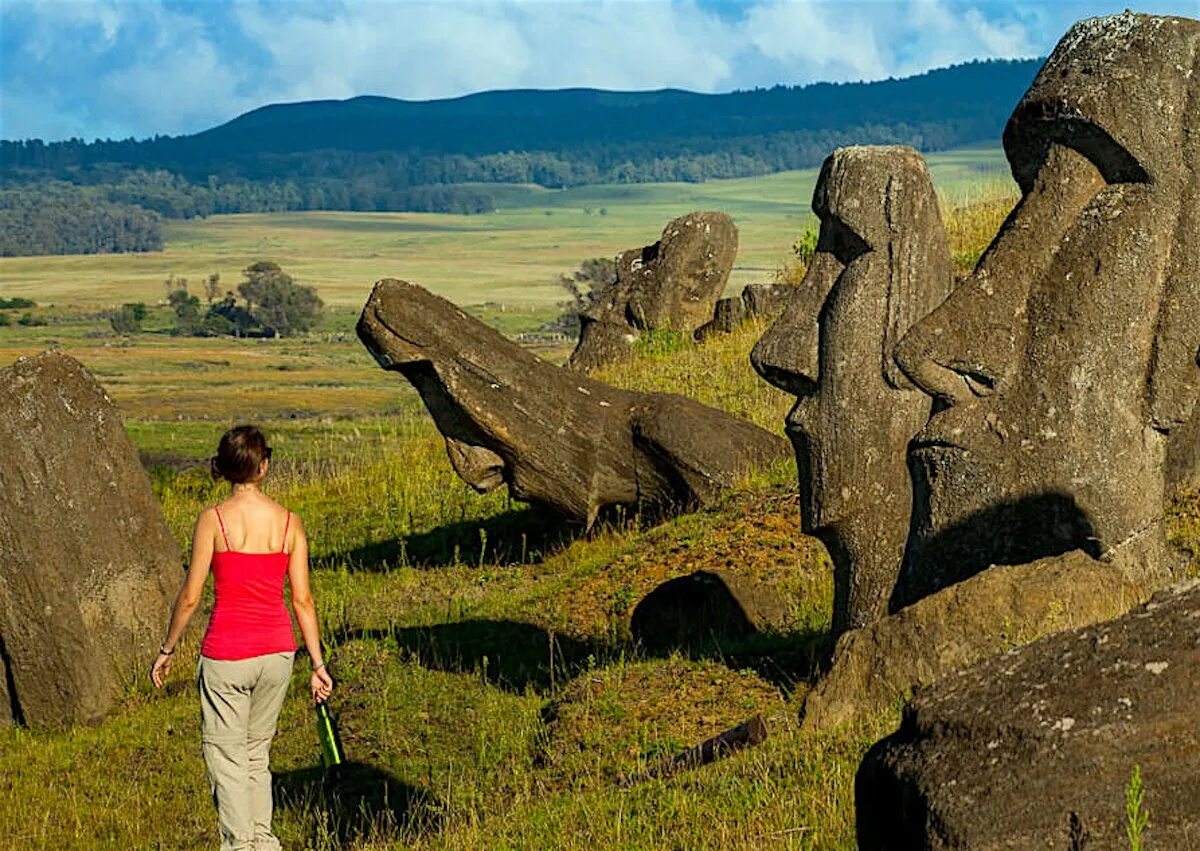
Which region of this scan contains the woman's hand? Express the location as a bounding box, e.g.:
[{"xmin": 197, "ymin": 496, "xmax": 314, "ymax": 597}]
[
  {"xmin": 311, "ymin": 665, "xmax": 333, "ymax": 703},
  {"xmin": 150, "ymin": 652, "xmax": 174, "ymax": 688}
]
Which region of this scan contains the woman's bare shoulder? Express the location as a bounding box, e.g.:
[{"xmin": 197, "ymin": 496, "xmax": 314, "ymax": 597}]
[{"xmin": 263, "ymin": 495, "xmax": 296, "ymax": 518}]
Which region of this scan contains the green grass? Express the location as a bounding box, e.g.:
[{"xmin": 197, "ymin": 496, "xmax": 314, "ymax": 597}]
[
  {"xmin": 0, "ymin": 414, "xmax": 863, "ymax": 850},
  {"xmin": 0, "ymin": 148, "xmax": 1009, "ymax": 311},
  {"xmin": 0, "ymin": 319, "xmax": 863, "ymax": 850}
]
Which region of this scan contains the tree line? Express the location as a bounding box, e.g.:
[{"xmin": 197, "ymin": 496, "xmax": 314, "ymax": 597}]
[
  {"xmin": 0, "ymin": 184, "xmax": 162, "ymax": 256},
  {"xmin": 0, "ymin": 59, "xmax": 1039, "ymax": 256}
]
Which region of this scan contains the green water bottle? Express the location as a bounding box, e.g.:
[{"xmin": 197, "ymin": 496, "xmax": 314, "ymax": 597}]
[{"xmin": 315, "ymin": 700, "xmax": 344, "ymax": 768}]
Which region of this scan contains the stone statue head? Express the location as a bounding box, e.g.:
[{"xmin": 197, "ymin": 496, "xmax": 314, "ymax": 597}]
[
  {"xmin": 752, "ymin": 146, "xmax": 952, "ymax": 631},
  {"xmin": 892, "ymin": 13, "xmax": 1200, "ymax": 604}
]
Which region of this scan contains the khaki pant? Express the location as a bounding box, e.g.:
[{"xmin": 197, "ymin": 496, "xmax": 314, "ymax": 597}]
[{"xmin": 197, "ymin": 652, "xmax": 295, "ymax": 851}]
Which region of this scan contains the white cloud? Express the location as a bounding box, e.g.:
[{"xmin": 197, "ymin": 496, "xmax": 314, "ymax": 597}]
[
  {"xmin": 740, "ymin": 0, "xmax": 889, "ymax": 81},
  {"xmin": 9, "ymin": 0, "xmax": 1194, "ymax": 140}
]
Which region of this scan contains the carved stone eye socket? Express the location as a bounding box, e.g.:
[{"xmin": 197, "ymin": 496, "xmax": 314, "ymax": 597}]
[
  {"xmin": 817, "ymin": 216, "xmax": 872, "ymax": 266},
  {"xmin": 1007, "ymin": 113, "xmax": 1150, "ymax": 192}
]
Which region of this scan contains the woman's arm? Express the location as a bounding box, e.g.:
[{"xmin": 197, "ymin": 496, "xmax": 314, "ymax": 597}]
[
  {"xmin": 150, "ymin": 510, "xmax": 215, "ymax": 687},
  {"xmin": 286, "ymin": 515, "xmax": 333, "ymax": 702}
]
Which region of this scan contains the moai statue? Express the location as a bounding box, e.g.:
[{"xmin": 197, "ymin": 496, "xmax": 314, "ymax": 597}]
[
  {"xmin": 0, "ymin": 353, "xmax": 180, "ymax": 728},
  {"xmin": 752, "ymin": 146, "xmax": 953, "ymax": 634},
  {"xmin": 568, "ymin": 212, "xmax": 738, "ymax": 372},
  {"xmin": 892, "ymin": 12, "xmax": 1200, "ymax": 606},
  {"xmin": 358, "ymin": 280, "xmax": 788, "ymax": 527}
]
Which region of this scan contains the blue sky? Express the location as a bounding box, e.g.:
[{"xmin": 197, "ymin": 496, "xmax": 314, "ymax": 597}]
[{"xmin": 2, "ymin": 0, "xmax": 1198, "ymax": 141}]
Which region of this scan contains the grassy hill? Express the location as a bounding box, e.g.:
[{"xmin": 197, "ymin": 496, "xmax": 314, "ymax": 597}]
[
  {"xmin": 4, "ymin": 60, "xmax": 1038, "ymax": 178},
  {"xmin": 5, "ymin": 172, "xmax": 1194, "ymax": 849},
  {"xmin": 1, "ymin": 318, "xmax": 1195, "ymax": 850},
  {"xmin": 1, "ymin": 60, "xmax": 1038, "ymax": 253}
]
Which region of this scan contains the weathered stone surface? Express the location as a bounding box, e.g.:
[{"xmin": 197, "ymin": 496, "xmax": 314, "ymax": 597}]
[
  {"xmin": 694, "ymin": 297, "xmax": 744, "ymax": 341},
  {"xmin": 358, "ymin": 280, "xmax": 788, "ymax": 526},
  {"xmin": 630, "ymin": 568, "xmax": 790, "ymax": 649},
  {"xmin": 857, "ymin": 579, "xmax": 1200, "ymax": 850},
  {"xmin": 752, "ymin": 146, "xmax": 953, "ymax": 633},
  {"xmin": 0, "ymin": 647, "xmax": 13, "ymax": 726},
  {"xmin": 741, "ymin": 283, "xmax": 793, "ymax": 319},
  {"xmin": 800, "ymin": 551, "xmax": 1146, "ymax": 734},
  {"xmin": 0, "ymin": 352, "xmax": 179, "ymax": 728},
  {"xmin": 892, "ymin": 12, "xmax": 1200, "ymax": 608},
  {"xmin": 569, "ymin": 211, "xmax": 738, "ymax": 371}
]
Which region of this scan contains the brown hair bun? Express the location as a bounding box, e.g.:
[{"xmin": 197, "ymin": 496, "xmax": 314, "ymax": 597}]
[{"xmin": 211, "ymin": 425, "xmax": 272, "ymax": 484}]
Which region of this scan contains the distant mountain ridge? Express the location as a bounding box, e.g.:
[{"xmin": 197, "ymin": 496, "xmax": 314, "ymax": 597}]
[
  {"xmin": 170, "ymin": 58, "xmax": 1042, "ymax": 161},
  {"xmin": 0, "ymin": 58, "xmax": 1043, "ymax": 254}
]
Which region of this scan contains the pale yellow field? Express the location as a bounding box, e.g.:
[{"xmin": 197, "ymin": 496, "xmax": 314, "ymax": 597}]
[{"xmin": 0, "ymin": 148, "xmax": 1011, "ymax": 310}]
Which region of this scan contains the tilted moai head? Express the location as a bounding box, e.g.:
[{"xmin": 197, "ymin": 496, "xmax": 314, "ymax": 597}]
[
  {"xmin": 358, "ymin": 279, "xmax": 787, "ymax": 527},
  {"xmin": 752, "ymin": 146, "xmax": 953, "ymax": 633},
  {"xmin": 892, "ymin": 13, "xmax": 1200, "ymax": 606},
  {"xmin": 569, "ymin": 211, "xmax": 738, "ymax": 372}
]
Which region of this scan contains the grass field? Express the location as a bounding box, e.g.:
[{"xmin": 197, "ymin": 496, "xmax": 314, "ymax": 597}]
[
  {"xmin": 0, "ymin": 147, "xmax": 1010, "ymax": 311},
  {"xmin": 12, "ymin": 146, "xmax": 1188, "ymax": 850}
]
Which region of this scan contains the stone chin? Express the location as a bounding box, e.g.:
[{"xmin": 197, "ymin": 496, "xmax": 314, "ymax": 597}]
[{"xmin": 783, "ymin": 398, "xmax": 823, "ymax": 533}]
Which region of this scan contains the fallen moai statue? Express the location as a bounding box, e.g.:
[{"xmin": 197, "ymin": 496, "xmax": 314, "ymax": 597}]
[
  {"xmin": 857, "ymin": 579, "xmax": 1200, "ymax": 849},
  {"xmin": 0, "ymin": 352, "xmax": 179, "ymax": 728},
  {"xmin": 358, "ymin": 279, "xmax": 788, "ymax": 526},
  {"xmin": 740, "ymin": 283, "xmax": 793, "ymax": 320},
  {"xmin": 568, "ymin": 211, "xmax": 738, "ymax": 372},
  {"xmin": 752, "ymin": 145, "xmax": 953, "ymax": 634},
  {"xmin": 891, "ymin": 10, "xmax": 1200, "ymax": 607}
]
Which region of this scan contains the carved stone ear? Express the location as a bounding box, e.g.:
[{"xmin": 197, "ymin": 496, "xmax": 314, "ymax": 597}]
[
  {"xmin": 879, "ymin": 167, "xmax": 953, "ymax": 391},
  {"xmin": 1149, "ymin": 58, "xmax": 1200, "ymax": 434}
]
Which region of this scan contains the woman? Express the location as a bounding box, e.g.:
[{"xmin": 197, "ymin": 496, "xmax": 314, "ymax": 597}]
[{"xmin": 151, "ymin": 425, "xmax": 333, "ymax": 851}]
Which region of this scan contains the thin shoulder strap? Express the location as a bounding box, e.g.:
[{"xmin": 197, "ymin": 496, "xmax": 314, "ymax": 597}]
[
  {"xmin": 214, "ymin": 506, "xmax": 231, "ymax": 550},
  {"xmin": 280, "ymin": 511, "xmax": 291, "ymax": 554}
]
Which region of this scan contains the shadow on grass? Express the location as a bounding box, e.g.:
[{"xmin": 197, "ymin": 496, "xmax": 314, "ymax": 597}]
[
  {"xmin": 335, "ymin": 620, "xmax": 604, "ymax": 693},
  {"xmin": 702, "ymin": 629, "xmax": 829, "ymax": 696},
  {"xmin": 335, "ymin": 615, "xmax": 826, "ymax": 698},
  {"xmin": 324, "ymin": 507, "xmax": 584, "ymax": 572},
  {"xmin": 274, "ymin": 760, "xmax": 439, "ymax": 845}
]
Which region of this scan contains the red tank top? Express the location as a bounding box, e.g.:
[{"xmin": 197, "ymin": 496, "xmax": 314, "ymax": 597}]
[{"xmin": 200, "ymin": 507, "xmax": 298, "ymax": 660}]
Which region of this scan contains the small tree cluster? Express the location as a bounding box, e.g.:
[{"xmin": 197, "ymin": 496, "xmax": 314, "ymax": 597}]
[
  {"xmin": 238, "ymin": 261, "xmax": 323, "ymax": 337},
  {"xmin": 108, "ymin": 302, "xmax": 146, "ymax": 334},
  {"xmin": 546, "ymin": 257, "xmax": 618, "ymax": 336},
  {"xmin": 772, "ymin": 225, "xmax": 819, "ymax": 286},
  {"xmin": 164, "ymin": 262, "xmax": 322, "ymax": 337}
]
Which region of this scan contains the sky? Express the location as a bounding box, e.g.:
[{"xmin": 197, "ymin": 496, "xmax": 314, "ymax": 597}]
[{"xmin": 2, "ymin": 0, "xmax": 1198, "ymax": 142}]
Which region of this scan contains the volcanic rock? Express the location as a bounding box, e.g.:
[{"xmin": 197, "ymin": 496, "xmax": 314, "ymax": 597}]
[
  {"xmin": 800, "ymin": 551, "xmax": 1146, "ymax": 735},
  {"xmin": 569, "ymin": 211, "xmax": 738, "ymax": 371},
  {"xmin": 752, "ymin": 146, "xmax": 953, "ymax": 633},
  {"xmin": 0, "ymin": 352, "xmax": 179, "ymax": 728},
  {"xmin": 740, "ymin": 283, "xmax": 793, "ymax": 319},
  {"xmin": 891, "ymin": 11, "xmax": 1200, "ymax": 607},
  {"xmin": 857, "ymin": 579, "xmax": 1200, "ymax": 849}
]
